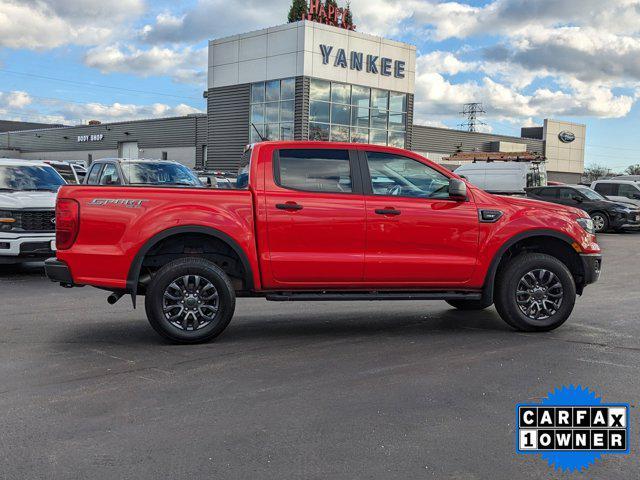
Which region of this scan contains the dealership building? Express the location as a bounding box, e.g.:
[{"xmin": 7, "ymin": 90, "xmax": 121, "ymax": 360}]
[{"xmin": 0, "ymin": 20, "xmax": 585, "ymax": 182}]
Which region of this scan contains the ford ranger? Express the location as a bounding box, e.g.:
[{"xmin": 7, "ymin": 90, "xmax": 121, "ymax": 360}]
[{"xmin": 45, "ymin": 141, "xmax": 602, "ymax": 343}]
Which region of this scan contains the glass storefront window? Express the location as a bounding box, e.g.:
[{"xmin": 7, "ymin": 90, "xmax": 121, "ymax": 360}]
[
  {"xmin": 280, "ymin": 100, "xmax": 294, "ymax": 123},
  {"xmin": 330, "ymin": 125, "xmax": 350, "ymax": 142},
  {"xmin": 310, "ymin": 79, "xmax": 331, "ymax": 101},
  {"xmin": 308, "ymin": 79, "xmax": 406, "ymax": 148},
  {"xmin": 351, "ymin": 85, "xmax": 370, "ymax": 107},
  {"xmin": 266, "ymin": 80, "xmax": 280, "ymax": 102},
  {"xmin": 389, "ymin": 92, "xmax": 407, "ymax": 113},
  {"xmin": 250, "ymin": 77, "xmax": 296, "ymax": 141},
  {"xmin": 371, "ymin": 89, "xmax": 389, "ymax": 110},
  {"xmin": 389, "ymin": 112, "xmax": 406, "ymax": 131},
  {"xmin": 370, "ymin": 109, "xmax": 388, "ymax": 129},
  {"xmin": 351, "ymin": 128, "xmax": 369, "ymax": 143},
  {"xmin": 281, "ymin": 78, "xmax": 295, "ymax": 100},
  {"xmin": 331, "ymin": 83, "xmax": 350, "ymax": 104},
  {"xmin": 370, "ymin": 129, "xmax": 387, "ymax": 145},
  {"xmin": 331, "ymin": 103, "xmax": 351, "ymax": 126},
  {"xmin": 309, "ymin": 122, "xmax": 330, "ymax": 141},
  {"xmin": 310, "ymin": 101, "xmax": 330, "ymax": 123},
  {"xmin": 251, "ymin": 82, "xmax": 265, "ymax": 103}
]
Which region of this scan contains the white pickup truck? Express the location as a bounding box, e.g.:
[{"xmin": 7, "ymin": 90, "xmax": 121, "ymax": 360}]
[{"xmin": 0, "ymin": 159, "xmax": 66, "ymax": 264}]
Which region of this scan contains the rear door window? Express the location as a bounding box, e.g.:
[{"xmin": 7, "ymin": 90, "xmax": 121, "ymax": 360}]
[
  {"xmin": 99, "ymin": 163, "xmax": 121, "ymax": 185},
  {"xmin": 538, "ymin": 188, "xmax": 558, "ymax": 198},
  {"xmin": 86, "ymin": 163, "xmax": 103, "ymax": 185},
  {"xmin": 619, "ymin": 183, "xmax": 640, "ymax": 199},
  {"xmin": 276, "ymin": 149, "xmax": 353, "ymax": 193},
  {"xmin": 593, "ymin": 182, "xmax": 617, "ymax": 196}
]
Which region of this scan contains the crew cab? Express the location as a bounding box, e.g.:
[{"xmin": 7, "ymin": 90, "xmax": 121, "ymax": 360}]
[
  {"xmin": 1, "ymin": 159, "xmax": 66, "ymax": 263},
  {"xmin": 46, "ymin": 142, "xmax": 602, "ymax": 343}
]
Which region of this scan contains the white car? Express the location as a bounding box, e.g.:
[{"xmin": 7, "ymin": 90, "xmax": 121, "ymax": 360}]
[
  {"xmin": 0, "ymin": 159, "xmax": 66, "ymax": 264},
  {"xmin": 591, "ymin": 179, "xmax": 640, "ymax": 208},
  {"xmin": 454, "ymin": 161, "xmax": 547, "ymax": 194}
]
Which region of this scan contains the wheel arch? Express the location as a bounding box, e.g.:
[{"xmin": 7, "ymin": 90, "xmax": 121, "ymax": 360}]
[
  {"xmin": 481, "ymin": 230, "xmax": 585, "ymax": 303},
  {"xmin": 126, "ymin": 225, "xmax": 255, "ymax": 307}
]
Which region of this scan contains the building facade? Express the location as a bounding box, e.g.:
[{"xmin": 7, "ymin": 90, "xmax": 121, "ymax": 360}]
[{"xmin": 1, "ymin": 20, "xmax": 586, "ymax": 183}]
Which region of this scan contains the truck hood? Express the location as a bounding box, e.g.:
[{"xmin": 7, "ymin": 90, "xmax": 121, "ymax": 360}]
[
  {"xmin": 495, "ymin": 195, "xmax": 585, "ymax": 217},
  {"xmin": 0, "ymin": 190, "xmax": 57, "ymax": 209}
]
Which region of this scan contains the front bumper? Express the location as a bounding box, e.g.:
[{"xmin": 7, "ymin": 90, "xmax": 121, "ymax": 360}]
[
  {"xmin": 610, "ymin": 211, "xmax": 640, "ymax": 229},
  {"xmin": 580, "ymin": 253, "xmax": 602, "ymax": 285},
  {"xmin": 44, "ymin": 257, "xmax": 74, "ymax": 286},
  {"xmin": 0, "ymin": 234, "xmax": 55, "ymax": 263}
]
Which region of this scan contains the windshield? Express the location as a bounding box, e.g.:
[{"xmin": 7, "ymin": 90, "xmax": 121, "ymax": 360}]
[
  {"xmin": 48, "ymin": 164, "xmax": 77, "ymax": 183},
  {"xmin": 576, "ymin": 186, "xmax": 606, "ymax": 201},
  {"xmin": 121, "ymin": 163, "xmax": 202, "ymax": 186},
  {"xmin": 0, "ymin": 165, "xmax": 66, "ymax": 191}
]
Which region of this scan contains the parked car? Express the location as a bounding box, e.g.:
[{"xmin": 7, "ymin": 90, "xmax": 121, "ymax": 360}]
[
  {"xmin": 84, "ymin": 158, "xmax": 203, "ymax": 187},
  {"xmin": 454, "ymin": 161, "xmax": 547, "ymax": 194},
  {"xmin": 526, "ymin": 185, "xmax": 640, "ymax": 233},
  {"xmin": 0, "ymin": 159, "xmax": 66, "ymax": 263},
  {"xmin": 591, "ymin": 179, "xmax": 640, "ymax": 208},
  {"xmin": 44, "ymin": 161, "xmax": 87, "ymax": 184},
  {"xmin": 46, "ymin": 141, "xmax": 601, "ymax": 343},
  {"xmin": 612, "ymin": 175, "xmax": 640, "ymax": 182},
  {"xmin": 194, "ymin": 169, "xmax": 237, "ymax": 189}
]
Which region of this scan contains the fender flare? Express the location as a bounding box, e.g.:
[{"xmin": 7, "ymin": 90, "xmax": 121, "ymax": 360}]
[
  {"xmin": 481, "ymin": 229, "xmax": 579, "ymax": 303},
  {"xmin": 126, "ymin": 225, "xmax": 255, "ymax": 306}
]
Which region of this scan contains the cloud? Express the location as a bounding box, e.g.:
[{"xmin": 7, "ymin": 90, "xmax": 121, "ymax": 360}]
[
  {"xmin": 84, "ymin": 45, "xmax": 208, "ymax": 85},
  {"xmin": 0, "ymin": 0, "xmax": 144, "ymax": 49},
  {"xmin": 0, "ymin": 90, "xmax": 202, "ymax": 125},
  {"xmin": 140, "ymin": 0, "xmax": 289, "ymax": 44}
]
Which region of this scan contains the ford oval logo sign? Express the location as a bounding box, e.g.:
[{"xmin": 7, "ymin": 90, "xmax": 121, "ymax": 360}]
[{"xmin": 558, "ymin": 131, "xmax": 576, "ymax": 143}]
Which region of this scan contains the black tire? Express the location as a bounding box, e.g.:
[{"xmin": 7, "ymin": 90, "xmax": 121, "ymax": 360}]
[
  {"xmin": 590, "ymin": 211, "xmax": 609, "ymax": 233},
  {"xmin": 145, "ymin": 257, "xmax": 235, "ymax": 343},
  {"xmin": 446, "ymin": 299, "xmax": 493, "ymax": 310},
  {"xmin": 494, "ymin": 253, "xmax": 576, "ymax": 332}
]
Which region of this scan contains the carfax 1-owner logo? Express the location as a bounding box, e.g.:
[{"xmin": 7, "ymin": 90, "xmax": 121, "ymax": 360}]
[{"xmin": 516, "ymin": 385, "xmax": 630, "ymax": 472}]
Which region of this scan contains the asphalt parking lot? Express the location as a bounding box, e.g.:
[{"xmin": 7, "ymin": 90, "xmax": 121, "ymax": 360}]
[{"xmin": 1, "ymin": 232, "xmax": 639, "ymax": 479}]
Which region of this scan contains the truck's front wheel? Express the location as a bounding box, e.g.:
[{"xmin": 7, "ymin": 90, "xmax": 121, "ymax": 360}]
[
  {"xmin": 494, "ymin": 253, "xmax": 576, "ymax": 332},
  {"xmin": 145, "ymin": 257, "xmax": 235, "ymax": 343}
]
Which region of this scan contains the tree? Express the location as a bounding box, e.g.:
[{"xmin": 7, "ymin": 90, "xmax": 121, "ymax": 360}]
[
  {"xmin": 344, "ymin": 0, "xmax": 353, "ymax": 27},
  {"xmin": 625, "ymin": 164, "xmax": 640, "ymax": 175},
  {"xmin": 583, "ymin": 164, "xmax": 612, "ymax": 182},
  {"xmin": 288, "ymin": 0, "xmax": 308, "ymax": 23}
]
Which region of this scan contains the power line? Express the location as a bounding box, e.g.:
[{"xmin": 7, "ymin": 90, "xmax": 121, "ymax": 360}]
[
  {"xmin": 458, "ymin": 103, "xmax": 486, "ymax": 132},
  {"xmin": 0, "ymin": 68, "xmax": 201, "ymax": 101}
]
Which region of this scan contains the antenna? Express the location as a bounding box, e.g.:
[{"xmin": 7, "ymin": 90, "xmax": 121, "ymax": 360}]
[
  {"xmin": 251, "ymin": 123, "xmax": 265, "ymax": 141},
  {"xmin": 459, "ymin": 103, "xmax": 486, "ymax": 132}
]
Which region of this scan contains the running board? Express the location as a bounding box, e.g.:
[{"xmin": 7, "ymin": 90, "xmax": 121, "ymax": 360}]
[{"xmin": 265, "ymin": 291, "xmax": 482, "ymax": 302}]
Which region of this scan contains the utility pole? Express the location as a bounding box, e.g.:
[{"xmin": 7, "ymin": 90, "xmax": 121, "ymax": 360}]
[{"xmin": 459, "ymin": 103, "xmax": 486, "ymax": 132}]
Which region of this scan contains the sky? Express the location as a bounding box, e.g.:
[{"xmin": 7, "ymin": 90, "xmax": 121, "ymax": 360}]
[{"xmin": 1, "ymin": 0, "xmax": 639, "ymax": 171}]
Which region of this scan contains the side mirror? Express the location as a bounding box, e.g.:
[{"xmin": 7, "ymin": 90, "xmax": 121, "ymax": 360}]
[
  {"xmin": 573, "ymin": 195, "xmax": 583, "ymax": 203},
  {"xmin": 449, "ymin": 178, "xmax": 467, "ymax": 201}
]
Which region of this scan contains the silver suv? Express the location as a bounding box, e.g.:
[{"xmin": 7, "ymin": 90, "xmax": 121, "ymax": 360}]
[{"xmin": 591, "ymin": 179, "xmax": 640, "ymax": 207}]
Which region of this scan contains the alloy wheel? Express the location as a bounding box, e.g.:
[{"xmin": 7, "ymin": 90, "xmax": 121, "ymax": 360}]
[
  {"xmin": 591, "ymin": 214, "xmax": 606, "ymax": 232},
  {"xmin": 515, "ymin": 269, "xmax": 564, "ymax": 320},
  {"xmin": 162, "ymin": 274, "xmax": 219, "ymax": 331}
]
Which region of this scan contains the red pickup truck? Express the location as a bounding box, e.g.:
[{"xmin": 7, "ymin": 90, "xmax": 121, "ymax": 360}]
[{"xmin": 46, "ymin": 141, "xmax": 602, "ymax": 343}]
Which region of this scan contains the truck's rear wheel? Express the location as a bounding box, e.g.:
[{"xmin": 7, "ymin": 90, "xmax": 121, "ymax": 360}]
[
  {"xmin": 145, "ymin": 257, "xmax": 235, "ymax": 343},
  {"xmin": 494, "ymin": 253, "xmax": 576, "ymax": 332}
]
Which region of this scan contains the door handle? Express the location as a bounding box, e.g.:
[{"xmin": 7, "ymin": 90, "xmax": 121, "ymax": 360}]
[
  {"xmin": 375, "ymin": 208, "xmax": 401, "ymax": 216},
  {"xmin": 276, "ymin": 202, "xmax": 303, "ymax": 211}
]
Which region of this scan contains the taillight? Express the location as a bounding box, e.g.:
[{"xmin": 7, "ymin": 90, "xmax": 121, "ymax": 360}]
[{"xmin": 56, "ymin": 198, "xmax": 79, "ymax": 250}]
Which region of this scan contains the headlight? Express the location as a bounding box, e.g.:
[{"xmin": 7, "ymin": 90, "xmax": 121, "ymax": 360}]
[
  {"xmin": 0, "ymin": 211, "xmax": 15, "ymax": 231},
  {"xmin": 576, "ymin": 217, "xmax": 595, "ymax": 234}
]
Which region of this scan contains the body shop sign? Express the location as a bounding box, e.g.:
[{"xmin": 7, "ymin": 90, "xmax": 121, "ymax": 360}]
[{"xmin": 77, "ymin": 134, "xmax": 104, "ymax": 143}]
